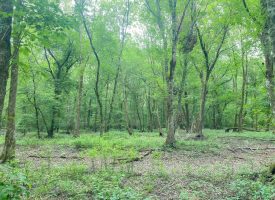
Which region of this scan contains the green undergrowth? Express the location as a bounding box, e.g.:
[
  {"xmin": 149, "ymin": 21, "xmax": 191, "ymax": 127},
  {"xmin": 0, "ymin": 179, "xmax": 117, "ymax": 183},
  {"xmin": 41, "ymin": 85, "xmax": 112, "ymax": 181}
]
[
  {"xmin": 0, "ymin": 162, "xmax": 144, "ymax": 200},
  {"xmin": 205, "ymin": 129, "xmax": 275, "ymax": 140},
  {"xmin": 227, "ymin": 170, "xmax": 275, "ymax": 200},
  {"xmin": 0, "ymin": 130, "xmax": 274, "ymax": 199}
]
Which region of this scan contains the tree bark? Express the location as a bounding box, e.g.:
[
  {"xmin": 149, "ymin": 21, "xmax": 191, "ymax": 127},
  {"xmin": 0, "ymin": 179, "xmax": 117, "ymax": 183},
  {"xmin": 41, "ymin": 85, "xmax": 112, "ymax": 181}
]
[
  {"xmin": 265, "ymin": 0, "xmax": 275, "ymax": 130},
  {"xmin": 0, "ymin": 33, "xmax": 20, "ymax": 163},
  {"xmin": 134, "ymin": 94, "xmax": 143, "ymax": 132},
  {"xmin": 238, "ymin": 49, "xmax": 248, "ymax": 132},
  {"xmin": 30, "ymin": 69, "xmax": 40, "ymax": 138},
  {"xmin": 87, "ymin": 97, "xmax": 92, "ymax": 129},
  {"xmin": 197, "ymin": 77, "xmax": 209, "ymax": 137},
  {"xmin": 123, "ymin": 78, "xmax": 132, "ymax": 135},
  {"xmin": 147, "ymin": 89, "xmax": 153, "ymax": 132},
  {"xmin": 74, "ymin": 69, "xmax": 84, "ymax": 137},
  {"xmin": 0, "ymin": 0, "xmax": 13, "ymax": 127},
  {"xmin": 165, "ymin": 0, "xmax": 190, "ymax": 146}
]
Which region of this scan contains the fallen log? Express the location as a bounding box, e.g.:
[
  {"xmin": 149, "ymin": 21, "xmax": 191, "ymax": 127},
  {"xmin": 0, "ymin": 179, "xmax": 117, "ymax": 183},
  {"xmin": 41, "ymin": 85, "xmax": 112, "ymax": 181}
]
[
  {"xmin": 228, "ymin": 147, "xmax": 275, "ymax": 152},
  {"xmin": 28, "ymin": 155, "xmax": 84, "ymax": 159},
  {"xmin": 225, "ymin": 127, "xmax": 267, "ymax": 133},
  {"xmin": 219, "ymin": 136, "xmax": 275, "ymax": 142},
  {"xmin": 114, "ymin": 149, "xmax": 154, "ymax": 164}
]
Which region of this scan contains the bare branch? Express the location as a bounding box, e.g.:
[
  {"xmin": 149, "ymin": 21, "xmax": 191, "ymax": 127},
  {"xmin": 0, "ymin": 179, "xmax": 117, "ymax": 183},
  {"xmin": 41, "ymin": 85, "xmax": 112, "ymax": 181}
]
[{"xmin": 44, "ymin": 47, "xmax": 55, "ymax": 79}]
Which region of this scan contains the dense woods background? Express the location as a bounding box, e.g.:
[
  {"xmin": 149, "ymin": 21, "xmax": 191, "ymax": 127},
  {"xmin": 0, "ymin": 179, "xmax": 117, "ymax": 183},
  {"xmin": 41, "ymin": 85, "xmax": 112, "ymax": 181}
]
[
  {"xmin": 0, "ymin": 0, "xmax": 275, "ymax": 199},
  {"xmin": 1, "ymin": 0, "xmax": 274, "ymax": 149}
]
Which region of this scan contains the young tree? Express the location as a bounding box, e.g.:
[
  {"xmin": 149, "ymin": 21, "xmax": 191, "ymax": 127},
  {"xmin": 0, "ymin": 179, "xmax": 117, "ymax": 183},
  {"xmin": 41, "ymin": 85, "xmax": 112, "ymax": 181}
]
[{"xmin": 194, "ymin": 21, "xmax": 228, "ymax": 138}]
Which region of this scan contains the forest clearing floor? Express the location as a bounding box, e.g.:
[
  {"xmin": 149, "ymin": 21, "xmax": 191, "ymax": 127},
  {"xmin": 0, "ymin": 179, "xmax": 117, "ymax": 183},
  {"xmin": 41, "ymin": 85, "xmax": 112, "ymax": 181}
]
[{"xmin": 0, "ymin": 130, "xmax": 275, "ymax": 199}]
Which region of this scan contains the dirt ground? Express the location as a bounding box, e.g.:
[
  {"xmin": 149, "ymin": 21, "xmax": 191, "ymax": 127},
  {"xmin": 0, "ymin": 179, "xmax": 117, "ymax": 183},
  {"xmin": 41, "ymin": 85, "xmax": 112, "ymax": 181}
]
[{"xmin": 8, "ymin": 135, "xmax": 273, "ymax": 200}]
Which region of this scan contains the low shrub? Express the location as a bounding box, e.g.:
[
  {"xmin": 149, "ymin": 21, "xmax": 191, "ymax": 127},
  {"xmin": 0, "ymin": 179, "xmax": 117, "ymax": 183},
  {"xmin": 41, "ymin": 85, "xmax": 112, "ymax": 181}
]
[{"xmin": 0, "ymin": 164, "xmax": 31, "ymax": 200}]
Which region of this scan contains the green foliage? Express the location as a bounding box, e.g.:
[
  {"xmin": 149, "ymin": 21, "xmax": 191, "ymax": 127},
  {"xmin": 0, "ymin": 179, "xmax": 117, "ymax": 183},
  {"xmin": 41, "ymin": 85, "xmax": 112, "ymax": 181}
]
[
  {"xmin": 23, "ymin": 162, "xmax": 142, "ymax": 199},
  {"xmin": 228, "ymin": 179, "xmax": 275, "ymax": 200},
  {"xmin": 0, "ymin": 164, "xmax": 31, "ymax": 200},
  {"xmin": 88, "ymin": 170, "xmax": 142, "ymax": 200}
]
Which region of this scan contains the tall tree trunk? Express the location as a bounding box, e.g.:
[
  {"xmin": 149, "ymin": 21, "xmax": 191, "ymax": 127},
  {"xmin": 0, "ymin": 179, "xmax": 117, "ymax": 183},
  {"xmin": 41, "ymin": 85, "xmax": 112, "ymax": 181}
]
[
  {"xmin": 264, "ymin": 0, "xmax": 275, "ymax": 170},
  {"xmin": 107, "ymin": 0, "xmax": 130, "ymax": 131},
  {"xmin": 197, "ymin": 77, "xmax": 209, "ymax": 138},
  {"xmin": 0, "ymin": 33, "xmax": 20, "ymax": 163},
  {"xmin": 74, "ymin": 28, "xmax": 86, "ymax": 137},
  {"xmin": 31, "ymin": 70, "xmax": 40, "ymax": 138},
  {"xmin": 74, "ymin": 69, "xmax": 84, "ymax": 137},
  {"xmin": 184, "ymin": 92, "xmax": 191, "ymax": 132},
  {"xmin": 165, "ymin": 0, "xmax": 189, "ymax": 145},
  {"xmin": 104, "ymin": 76, "xmax": 110, "ymax": 132},
  {"xmin": 147, "ymin": 89, "xmax": 153, "ymax": 132},
  {"xmin": 87, "ymin": 97, "xmax": 92, "ymax": 129},
  {"xmin": 82, "ymin": 12, "xmax": 104, "ymax": 135},
  {"xmin": 49, "ymin": 83, "xmax": 61, "ymax": 138},
  {"xmin": 0, "ymin": 0, "xmax": 13, "ymax": 127},
  {"xmin": 134, "ymin": 95, "xmax": 143, "ymax": 132},
  {"xmin": 264, "ymin": 0, "xmax": 275, "ymax": 130},
  {"xmin": 123, "ymin": 79, "xmax": 132, "ymax": 135},
  {"xmin": 177, "ymin": 57, "xmax": 188, "ymax": 130},
  {"xmin": 93, "ymin": 107, "xmax": 98, "ymax": 132},
  {"xmin": 155, "ymin": 107, "xmax": 164, "ymax": 136},
  {"xmin": 238, "ymin": 50, "xmax": 248, "ymax": 132}
]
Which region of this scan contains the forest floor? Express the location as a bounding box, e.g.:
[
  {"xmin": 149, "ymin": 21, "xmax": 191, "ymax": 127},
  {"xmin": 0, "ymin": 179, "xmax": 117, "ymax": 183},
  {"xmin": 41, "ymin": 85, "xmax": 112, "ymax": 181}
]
[{"xmin": 0, "ymin": 130, "xmax": 275, "ymax": 200}]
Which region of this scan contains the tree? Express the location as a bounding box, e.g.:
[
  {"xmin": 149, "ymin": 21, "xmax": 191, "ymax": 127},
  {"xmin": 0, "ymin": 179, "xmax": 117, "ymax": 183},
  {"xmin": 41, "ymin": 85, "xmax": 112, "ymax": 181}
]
[
  {"xmin": 0, "ymin": 0, "xmax": 13, "ymax": 127},
  {"xmin": 165, "ymin": 0, "xmax": 191, "ymax": 146},
  {"xmin": 44, "ymin": 43, "xmax": 77, "ymax": 138},
  {"xmin": 194, "ymin": 7, "xmax": 228, "ymax": 138},
  {"xmin": 0, "ymin": 0, "xmax": 21, "ymax": 162},
  {"xmin": 265, "ymin": 0, "xmax": 275, "ymax": 131}
]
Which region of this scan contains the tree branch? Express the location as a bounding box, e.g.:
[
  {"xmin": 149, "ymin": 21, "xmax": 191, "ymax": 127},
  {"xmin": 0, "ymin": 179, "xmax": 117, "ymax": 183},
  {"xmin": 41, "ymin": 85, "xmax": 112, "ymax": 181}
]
[{"xmin": 44, "ymin": 48, "xmax": 55, "ymax": 79}]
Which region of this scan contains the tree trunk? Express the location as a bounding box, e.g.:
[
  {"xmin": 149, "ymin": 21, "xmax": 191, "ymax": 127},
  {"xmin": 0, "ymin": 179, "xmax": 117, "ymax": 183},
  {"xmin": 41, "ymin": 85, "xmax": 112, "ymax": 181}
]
[
  {"xmin": 93, "ymin": 107, "xmax": 98, "ymax": 132},
  {"xmin": 177, "ymin": 57, "xmax": 188, "ymax": 130},
  {"xmin": 0, "ymin": 34, "xmax": 20, "ymax": 163},
  {"xmin": 0, "ymin": 0, "xmax": 13, "ymax": 127},
  {"xmin": 262, "ymin": 0, "xmax": 275, "ymax": 130},
  {"xmin": 155, "ymin": 107, "xmax": 164, "ymax": 136},
  {"xmin": 134, "ymin": 95, "xmax": 143, "ymax": 132},
  {"xmin": 49, "ymin": 83, "xmax": 61, "ymax": 138},
  {"xmin": 147, "ymin": 89, "xmax": 153, "ymax": 132},
  {"xmin": 74, "ymin": 70, "xmax": 84, "ymax": 137},
  {"xmin": 104, "ymin": 76, "xmax": 110, "ymax": 132},
  {"xmin": 184, "ymin": 92, "xmax": 191, "ymax": 132},
  {"xmin": 238, "ymin": 50, "xmax": 248, "ymax": 132},
  {"xmin": 123, "ymin": 79, "xmax": 132, "ymax": 135},
  {"xmin": 107, "ymin": 0, "xmax": 130, "ymax": 131},
  {"xmin": 197, "ymin": 78, "xmax": 209, "ymax": 138},
  {"xmin": 165, "ymin": 0, "xmax": 178, "ymax": 146},
  {"xmin": 31, "ymin": 70, "xmax": 40, "ymax": 138},
  {"xmin": 166, "ymin": 79, "xmax": 176, "ymax": 145},
  {"xmin": 87, "ymin": 97, "xmax": 92, "ymax": 129},
  {"xmin": 82, "ymin": 12, "xmax": 104, "ymax": 135}
]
